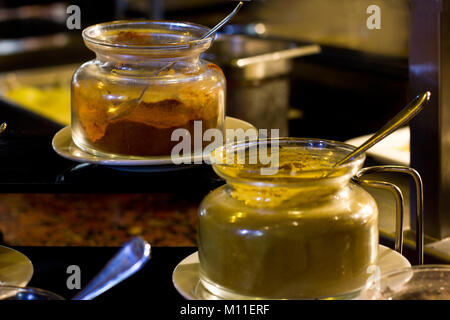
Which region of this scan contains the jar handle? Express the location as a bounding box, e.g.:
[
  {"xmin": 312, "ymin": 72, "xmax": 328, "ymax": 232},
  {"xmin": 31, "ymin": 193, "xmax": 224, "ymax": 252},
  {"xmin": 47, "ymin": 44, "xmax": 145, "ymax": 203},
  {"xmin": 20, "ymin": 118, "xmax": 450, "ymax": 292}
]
[{"xmin": 352, "ymin": 165, "xmax": 424, "ymax": 265}]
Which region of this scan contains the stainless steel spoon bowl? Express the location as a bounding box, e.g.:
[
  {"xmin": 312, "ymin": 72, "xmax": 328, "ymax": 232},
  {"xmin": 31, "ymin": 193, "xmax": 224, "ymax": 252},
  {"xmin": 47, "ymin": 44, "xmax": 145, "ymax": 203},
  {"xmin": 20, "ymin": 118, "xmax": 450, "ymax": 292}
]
[
  {"xmin": 72, "ymin": 236, "xmax": 151, "ymax": 300},
  {"xmin": 0, "ymin": 237, "xmax": 150, "ymax": 300}
]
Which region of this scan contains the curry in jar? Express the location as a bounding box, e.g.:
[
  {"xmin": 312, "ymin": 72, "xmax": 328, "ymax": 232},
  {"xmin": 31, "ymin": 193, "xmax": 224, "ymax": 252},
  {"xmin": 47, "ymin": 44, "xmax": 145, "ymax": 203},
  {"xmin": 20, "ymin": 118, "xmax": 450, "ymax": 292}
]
[{"xmin": 71, "ymin": 21, "xmax": 225, "ymax": 158}]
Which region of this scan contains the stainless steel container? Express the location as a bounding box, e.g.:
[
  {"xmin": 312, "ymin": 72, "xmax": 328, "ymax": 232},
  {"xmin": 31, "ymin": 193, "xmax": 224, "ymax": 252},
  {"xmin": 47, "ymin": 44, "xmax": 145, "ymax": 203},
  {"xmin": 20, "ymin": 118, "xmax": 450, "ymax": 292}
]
[{"xmin": 203, "ymin": 33, "xmax": 320, "ymax": 136}]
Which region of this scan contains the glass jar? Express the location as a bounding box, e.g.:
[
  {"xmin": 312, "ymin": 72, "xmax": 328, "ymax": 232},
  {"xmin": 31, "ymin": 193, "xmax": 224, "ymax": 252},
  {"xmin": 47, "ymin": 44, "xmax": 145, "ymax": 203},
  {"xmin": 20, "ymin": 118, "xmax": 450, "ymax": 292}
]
[
  {"xmin": 72, "ymin": 21, "xmax": 226, "ymax": 158},
  {"xmin": 198, "ymin": 138, "xmax": 379, "ymax": 299},
  {"xmin": 360, "ymin": 265, "xmax": 450, "ymax": 300}
]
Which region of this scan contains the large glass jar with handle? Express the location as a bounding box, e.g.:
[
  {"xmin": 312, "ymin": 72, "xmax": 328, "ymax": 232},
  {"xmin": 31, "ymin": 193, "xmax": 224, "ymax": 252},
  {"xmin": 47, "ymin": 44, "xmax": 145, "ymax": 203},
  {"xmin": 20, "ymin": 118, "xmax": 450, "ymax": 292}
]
[{"xmin": 198, "ymin": 138, "xmax": 379, "ymax": 299}]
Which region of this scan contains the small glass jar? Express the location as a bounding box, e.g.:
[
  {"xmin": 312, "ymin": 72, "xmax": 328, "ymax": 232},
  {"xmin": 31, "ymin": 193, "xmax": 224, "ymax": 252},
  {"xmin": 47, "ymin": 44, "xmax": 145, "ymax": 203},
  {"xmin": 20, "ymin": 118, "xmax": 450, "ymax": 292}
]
[
  {"xmin": 198, "ymin": 138, "xmax": 379, "ymax": 299},
  {"xmin": 72, "ymin": 21, "xmax": 226, "ymax": 158}
]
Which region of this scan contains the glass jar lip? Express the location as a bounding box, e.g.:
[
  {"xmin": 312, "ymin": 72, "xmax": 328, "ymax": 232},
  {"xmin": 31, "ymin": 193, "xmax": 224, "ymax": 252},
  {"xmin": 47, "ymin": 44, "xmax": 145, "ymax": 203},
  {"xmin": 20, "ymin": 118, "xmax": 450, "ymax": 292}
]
[
  {"xmin": 211, "ymin": 137, "xmax": 366, "ymax": 185},
  {"xmin": 376, "ymin": 264, "xmax": 450, "ymax": 279},
  {"xmin": 82, "ymin": 20, "xmax": 214, "ymax": 51}
]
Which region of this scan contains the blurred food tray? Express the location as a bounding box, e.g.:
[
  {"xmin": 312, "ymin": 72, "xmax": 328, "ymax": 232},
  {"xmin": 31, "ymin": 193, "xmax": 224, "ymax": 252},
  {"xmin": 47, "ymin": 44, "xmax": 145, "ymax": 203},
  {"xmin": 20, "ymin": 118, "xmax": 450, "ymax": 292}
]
[
  {"xmin": 0, "ymin": 64, "xmax": 79, "ymax": 126},
  {"xmin": 203, "ymin": 33, "xmax": 320, "ymax": 80}
]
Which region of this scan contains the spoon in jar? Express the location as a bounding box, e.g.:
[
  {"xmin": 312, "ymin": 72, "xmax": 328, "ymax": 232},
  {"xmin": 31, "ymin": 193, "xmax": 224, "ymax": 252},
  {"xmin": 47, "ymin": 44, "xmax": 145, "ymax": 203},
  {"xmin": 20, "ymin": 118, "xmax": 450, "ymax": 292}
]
[
  {"xmin": 333, "ymin": 91, "xmax": 431, "ymax": 168},
  {"xmin": 155, "ymin": 1, "xmax": 244, "ymax": 75},
  {"xmin": 107, "ymin": 1, "xmax": 244, "ymax": 121}
]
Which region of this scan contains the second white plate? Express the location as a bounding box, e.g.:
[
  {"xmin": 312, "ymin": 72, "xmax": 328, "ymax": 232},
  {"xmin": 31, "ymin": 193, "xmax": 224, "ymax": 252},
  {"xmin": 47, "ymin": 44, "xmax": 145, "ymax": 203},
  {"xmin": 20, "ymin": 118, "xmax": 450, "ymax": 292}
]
[{"xmin": 345, "ymin": 127, "xmax": 410, "ymax": 166}]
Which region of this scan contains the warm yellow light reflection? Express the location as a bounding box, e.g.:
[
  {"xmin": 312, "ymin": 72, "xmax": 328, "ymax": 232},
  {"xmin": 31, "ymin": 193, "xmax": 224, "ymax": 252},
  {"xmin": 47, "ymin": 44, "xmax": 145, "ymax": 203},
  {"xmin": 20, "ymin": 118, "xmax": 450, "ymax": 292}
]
[
  {"xmin": 229, "ymin": 211, "xmax": 245, "ymax": 223},
  {"xmin": 108, "ymin": 106, "xmax": 119, "ymax": 113}
]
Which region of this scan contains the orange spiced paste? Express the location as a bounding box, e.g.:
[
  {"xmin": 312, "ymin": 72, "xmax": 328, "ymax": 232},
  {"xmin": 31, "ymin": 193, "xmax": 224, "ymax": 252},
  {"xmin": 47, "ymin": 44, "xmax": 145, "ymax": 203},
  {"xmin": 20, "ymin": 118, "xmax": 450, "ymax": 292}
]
[
  {"xmin": 113, "ymin": 31, "xmax": 152, "ymax": 45},
  {"xmin": 72, "ymin": 79, "xmax": 222, "ymax": 156}
]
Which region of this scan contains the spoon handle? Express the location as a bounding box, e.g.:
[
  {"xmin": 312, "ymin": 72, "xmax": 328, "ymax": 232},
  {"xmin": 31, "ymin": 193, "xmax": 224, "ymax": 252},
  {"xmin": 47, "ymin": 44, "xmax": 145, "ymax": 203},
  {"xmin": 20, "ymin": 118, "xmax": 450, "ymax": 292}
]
[
  {"xmin": 131, "ymin": 1, "xmax": 244, "ymax": 108},
  {"xmin": 335, "ymin": 91, "xmax": 431, "ymax": 167},
  {"xmin": 72, "ymin": 237, "xmax": 151, "ymax": 300},
  {"xmin": 201, "ymin": 1, "xmax": 243, "ymax": 39}
]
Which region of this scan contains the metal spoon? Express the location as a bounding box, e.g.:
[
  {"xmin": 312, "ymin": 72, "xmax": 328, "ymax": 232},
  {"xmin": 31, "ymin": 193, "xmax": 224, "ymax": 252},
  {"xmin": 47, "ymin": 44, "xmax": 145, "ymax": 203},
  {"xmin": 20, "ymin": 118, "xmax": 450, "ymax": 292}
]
[
  {"xmin": 108, "ymin": 1, "xmax": 244, "ymax": 121},
  {"xmin": 153, "ymin": 1, "xmax": 243, "ymax": 75},
  {"xmin": 72, "ymin": 237, "xmax": 151, "ymax": 300},
  {"xmin": 334, "ymin": 91, "xmax": 431, "ymax": 167},
  {"xmin": 0, "ymin": 123, "xmax": 7, "ymax": 134}
]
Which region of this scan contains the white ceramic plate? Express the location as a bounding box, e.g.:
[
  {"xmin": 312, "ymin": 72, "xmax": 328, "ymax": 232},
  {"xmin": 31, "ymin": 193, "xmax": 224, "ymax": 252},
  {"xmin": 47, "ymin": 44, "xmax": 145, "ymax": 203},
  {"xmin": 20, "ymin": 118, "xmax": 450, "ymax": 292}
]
[
  {"xmin": 172, "ymin": 245, "xmax": 411, "ymax": 300},
  {"xmin": 345, "ymin": 127, "xmax": 410, "ymax": 166},
  {"xmin": 52, "ymin": 117, "xmax": 256, "ymax": 170},
  {"xmin": 0, "ymin": 246, "xmax": 33, "ymax": 287}
]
